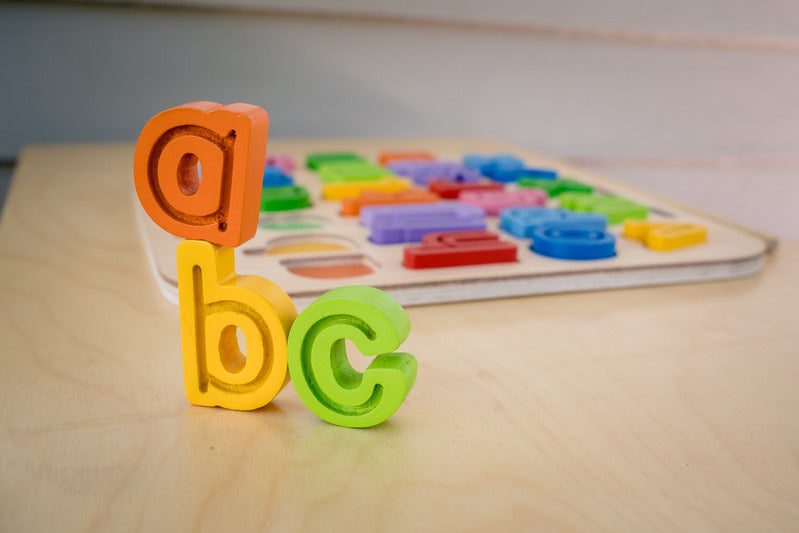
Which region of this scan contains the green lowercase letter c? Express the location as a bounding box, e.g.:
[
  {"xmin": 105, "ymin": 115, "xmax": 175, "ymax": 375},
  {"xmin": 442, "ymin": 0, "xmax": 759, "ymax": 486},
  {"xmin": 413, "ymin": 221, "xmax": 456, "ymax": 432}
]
[{"xmin": 287, "ymin": 286, "xmax": 417, "ymax": 428}]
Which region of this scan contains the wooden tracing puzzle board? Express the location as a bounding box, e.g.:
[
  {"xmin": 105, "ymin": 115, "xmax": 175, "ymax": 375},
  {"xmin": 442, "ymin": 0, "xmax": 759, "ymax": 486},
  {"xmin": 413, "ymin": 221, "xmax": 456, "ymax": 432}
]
[{"xmin": 135, "ymin": 138, "xmax": 769, "ymax": 310}]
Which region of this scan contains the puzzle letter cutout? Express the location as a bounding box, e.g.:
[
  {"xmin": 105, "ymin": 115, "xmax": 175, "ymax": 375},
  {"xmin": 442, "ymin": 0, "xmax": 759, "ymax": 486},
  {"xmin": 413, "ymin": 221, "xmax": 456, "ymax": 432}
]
[
  {"xmin": 287, "ymin": 286, "xmax": 417, "ymax": 428},
  {"xmin": 177, "ymin": 239, "xmax": 296, "ymax": 411},
  {"xmin": 133, "ymin": 102, "xmax": 269, "ymax": 247}
]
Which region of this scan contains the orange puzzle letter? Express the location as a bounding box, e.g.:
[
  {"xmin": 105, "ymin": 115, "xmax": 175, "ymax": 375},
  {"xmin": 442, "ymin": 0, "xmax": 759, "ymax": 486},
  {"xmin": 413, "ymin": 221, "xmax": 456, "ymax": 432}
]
[
  {"xmin": 177, "ymin": 239, "xmax": 297, "ymax": 410},
  {"xmin": 134, "ymin": 102, "xmax": 269, "ymax": 246}
]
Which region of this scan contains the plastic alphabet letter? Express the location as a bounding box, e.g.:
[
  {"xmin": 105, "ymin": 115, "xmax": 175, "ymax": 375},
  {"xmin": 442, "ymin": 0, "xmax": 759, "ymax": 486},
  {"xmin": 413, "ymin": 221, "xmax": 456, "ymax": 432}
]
[
  {"xmin": 499, "ymin": 207, "xmax": 607, "ymax": 238},
  {"xmin": 378, "ymin": 151, "xmax": 434, "ymax": 166},
  {"xmin": 559, "ymin": 193, "xmax": 648, "ymax": 224},
  {"xmin": 264, "ymin": 154, "xmax": 295, "ymax": 174},
  {"xmin": 317, "ymin": 161, "xmax": 391, "ymax": 183},
  {"xmin": 306, "ymin": 151, "xmax": 364, "ymax": 170},
  {"xmin": 403, "ymin": 230, "xmax": 517, "ymax": 269},
  {"xmin": 531, "ymin": 225, "xmax": 616, "ymax": 260},
  {"xmin": 133, "ymin": 101, "xmax": 269, "ymax": 246},
  {"xmin": 360, "ymin": 203, "xmax": 487, "ymax": 244},
  {"xmin": 287, "ymin": 286, "xmax": 417, "ymax": 428},
  {"xmin": 518, "ymin": 177, "xmax": 592, "ymax": 197},
  {"xmin": 428, "ymin": 179, "xmax": 504, "ymax": 199},
  {"xmin": 462, "ymin": 153, "xmax": 524, "ymax": 179},
  {"xmin": 387, "ymin": 161, "xmax": 482, "ymax": 186},
  {"xmin": 260, "ymin": 185, "xmax": 312, "ymax": 212},
  {"xmin": 623, "ymin": 220, "xmax": 707, "ymax": 250},
  {"xmin": 459, "ymin": 189, "xmax": 546, "ymax": 216},
  {"xmin": 322, "ymin": 178, "xmax": 411, "ymax": 200},
  {"xmin": 262, "ymin": 166, "xmax": 294, "ymax": 188},
  {"xmin": 490, "ymin": 166, "xmax": 558, "ymax": 183},
  {"xmin": 340, "ymin": 188, "xmax": 439, "ymax": 216},
  {"xmin": 177, "ymin": 239, "xmax": 297, "ymax": 410}
]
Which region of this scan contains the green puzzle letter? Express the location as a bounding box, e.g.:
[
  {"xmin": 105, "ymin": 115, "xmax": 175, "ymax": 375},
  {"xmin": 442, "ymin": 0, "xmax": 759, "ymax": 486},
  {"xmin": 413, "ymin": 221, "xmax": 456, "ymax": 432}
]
[{"xmin": 287, "ymin": 286, "xmax": 417, "ymax": 428}]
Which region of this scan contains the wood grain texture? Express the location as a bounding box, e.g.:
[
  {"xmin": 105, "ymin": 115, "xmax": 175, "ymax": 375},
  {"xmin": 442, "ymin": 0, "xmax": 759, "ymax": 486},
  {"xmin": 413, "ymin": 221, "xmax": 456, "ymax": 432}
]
[{"xmin": 1, "ymin": 140, "xmax": 798, "ymax": 531}]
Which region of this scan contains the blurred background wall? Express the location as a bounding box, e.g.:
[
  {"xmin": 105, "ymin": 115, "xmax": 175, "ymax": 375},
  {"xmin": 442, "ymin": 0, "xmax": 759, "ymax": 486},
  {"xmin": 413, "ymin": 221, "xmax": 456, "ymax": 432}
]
[{"xmin": 1, "ymin": 0, "xmax": 798, "ymax": 238}]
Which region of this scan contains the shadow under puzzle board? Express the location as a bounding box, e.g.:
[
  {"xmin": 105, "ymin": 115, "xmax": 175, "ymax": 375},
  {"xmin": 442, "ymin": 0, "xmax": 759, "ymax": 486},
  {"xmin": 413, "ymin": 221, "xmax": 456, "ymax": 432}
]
[{"xmin": 135, "ymin": 138, "xmax": 768, "ymax": 310}]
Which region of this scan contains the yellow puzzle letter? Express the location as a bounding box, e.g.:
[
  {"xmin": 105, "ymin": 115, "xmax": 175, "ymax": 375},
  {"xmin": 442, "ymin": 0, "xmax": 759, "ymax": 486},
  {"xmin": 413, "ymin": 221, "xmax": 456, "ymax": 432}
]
[
  {"xmin": 177, "ymin": 239, "xmax": 297, "ymax": 410},
  {"xmin": 623, "ymin": 220, "xmax": 707, "ymax": 251}
]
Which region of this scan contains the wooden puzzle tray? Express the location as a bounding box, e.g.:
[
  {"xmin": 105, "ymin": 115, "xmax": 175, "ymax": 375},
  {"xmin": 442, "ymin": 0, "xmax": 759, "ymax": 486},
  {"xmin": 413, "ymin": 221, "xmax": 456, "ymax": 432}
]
[{"xmin": 135, "ymin": 138, "xmax": 769, "ymax": 310}]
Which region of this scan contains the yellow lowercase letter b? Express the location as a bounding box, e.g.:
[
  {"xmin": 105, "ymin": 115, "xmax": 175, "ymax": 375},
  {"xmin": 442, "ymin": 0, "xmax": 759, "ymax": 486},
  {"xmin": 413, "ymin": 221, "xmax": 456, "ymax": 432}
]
[{"xmin": 176, "ymin": 240, "xmax": 297, "ymax": 410}]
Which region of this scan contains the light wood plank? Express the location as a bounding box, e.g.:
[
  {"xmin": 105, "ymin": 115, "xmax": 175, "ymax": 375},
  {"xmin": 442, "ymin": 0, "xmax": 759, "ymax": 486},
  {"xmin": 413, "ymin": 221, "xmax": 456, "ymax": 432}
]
[{"xmin": 0, "ymin": 141, "xmax": 797, "ymax": 531}]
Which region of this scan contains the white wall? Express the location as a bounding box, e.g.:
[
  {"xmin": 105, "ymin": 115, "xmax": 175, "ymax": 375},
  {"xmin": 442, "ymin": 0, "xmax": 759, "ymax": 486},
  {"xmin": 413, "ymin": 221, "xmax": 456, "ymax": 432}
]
[
  {"xmin": 2, "ymin": 2, "xmax": 799, "ymax": 161},
  {"xmin": 72, "ymin": 0, "xmax": 799, "ymax": 37}
]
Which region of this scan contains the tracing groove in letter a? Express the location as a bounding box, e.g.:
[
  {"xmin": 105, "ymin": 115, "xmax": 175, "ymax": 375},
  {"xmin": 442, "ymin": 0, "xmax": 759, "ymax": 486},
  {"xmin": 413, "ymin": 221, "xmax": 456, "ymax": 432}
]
[{"xmin": 134, "ymin": 101, "xmax": 269, "ymax": 246}]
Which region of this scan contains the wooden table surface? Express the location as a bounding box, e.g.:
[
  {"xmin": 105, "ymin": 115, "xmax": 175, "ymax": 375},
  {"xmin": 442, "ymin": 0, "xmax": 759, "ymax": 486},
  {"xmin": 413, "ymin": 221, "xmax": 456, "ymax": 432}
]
[{"xmin": 1, "ymin": 141, "xmax": 798, "ymax": 531}]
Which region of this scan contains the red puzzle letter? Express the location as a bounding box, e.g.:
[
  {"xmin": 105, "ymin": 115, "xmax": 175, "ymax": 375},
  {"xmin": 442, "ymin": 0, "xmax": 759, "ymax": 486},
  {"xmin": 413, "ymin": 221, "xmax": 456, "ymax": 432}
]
[{"xmin": 403, "ymin": 230, "xmax": 517, "ymax": 269}]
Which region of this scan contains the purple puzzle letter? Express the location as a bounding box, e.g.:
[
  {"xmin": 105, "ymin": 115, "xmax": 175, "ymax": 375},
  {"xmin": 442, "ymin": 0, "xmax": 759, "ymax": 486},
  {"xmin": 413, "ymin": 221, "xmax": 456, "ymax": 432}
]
[
  {"xmin": 387, "ymin": 161, "xmax": 483, "ymax": 186},
  {"xmin": 360, "ymin": 203, "xmax": 487, "ymax": 244}
]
